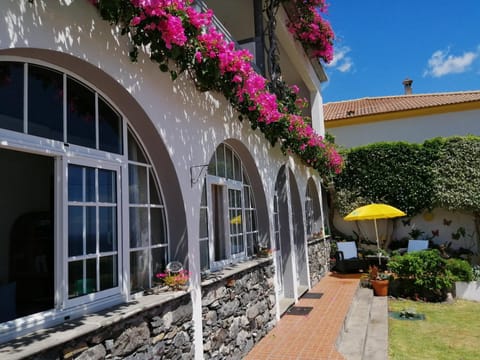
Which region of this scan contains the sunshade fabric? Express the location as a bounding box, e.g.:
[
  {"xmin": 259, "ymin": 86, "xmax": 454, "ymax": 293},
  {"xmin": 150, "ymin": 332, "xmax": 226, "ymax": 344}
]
[{"xmin": 344, "ymin": 203, "xmax": 406, "ymax": 221}]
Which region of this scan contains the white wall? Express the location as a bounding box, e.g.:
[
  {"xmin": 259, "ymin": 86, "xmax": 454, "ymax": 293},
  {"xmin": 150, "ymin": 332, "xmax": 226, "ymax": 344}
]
[
  {"xmin": 0, "ymin": 1, "xmax": 325, "ymax": 354},
  {"xmin": 329, "ymin": 109, "xmax": 480, "ymax": 148}
]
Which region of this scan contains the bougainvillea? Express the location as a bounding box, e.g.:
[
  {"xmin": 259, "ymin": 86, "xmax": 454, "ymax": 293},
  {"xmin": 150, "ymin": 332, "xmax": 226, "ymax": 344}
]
[
  {"xmin": 90, "ymin": 0, "xmax": 342, "ymax": 177},
  {"xmin": 285, "ymin": 0, "xmax": 334, "ymax": 63}
]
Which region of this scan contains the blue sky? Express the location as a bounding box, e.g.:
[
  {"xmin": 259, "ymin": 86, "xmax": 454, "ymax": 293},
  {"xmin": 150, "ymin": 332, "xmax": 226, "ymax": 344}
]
[{"xmin": 321, "ymin": 1, "xmax": 480, "ymax": 103}]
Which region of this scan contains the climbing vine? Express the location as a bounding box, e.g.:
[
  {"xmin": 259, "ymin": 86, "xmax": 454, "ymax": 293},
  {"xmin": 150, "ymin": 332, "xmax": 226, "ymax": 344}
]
[{"xmin": 89, "ymin": 0, "xmax": 342, "ymax": 178}]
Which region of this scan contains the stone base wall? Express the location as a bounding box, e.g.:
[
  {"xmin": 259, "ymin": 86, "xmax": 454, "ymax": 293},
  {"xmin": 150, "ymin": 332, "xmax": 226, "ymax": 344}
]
[
  {"xmin": 30, "ymin": 293, "xmax": 193, "ymax": 360},
  {"xmin": 201, "ymin": 260, "xmax": 276, "ymax": 359},
  {"xmin": 308, "ymin": 238, "xmax": 331, "ymax": 286}
]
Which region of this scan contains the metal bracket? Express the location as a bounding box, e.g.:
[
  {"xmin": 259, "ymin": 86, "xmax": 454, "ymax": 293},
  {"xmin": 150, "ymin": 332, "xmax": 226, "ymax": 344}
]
[{"xmin": 190, "ymin": 164, "xmax": 209, "ymax": 187}]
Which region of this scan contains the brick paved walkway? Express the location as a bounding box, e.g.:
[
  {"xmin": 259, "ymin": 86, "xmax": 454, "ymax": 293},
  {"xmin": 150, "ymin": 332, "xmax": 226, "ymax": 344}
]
[{"xmin": 245, "ymin": 273, "xmax": 361, "ymax": 360}]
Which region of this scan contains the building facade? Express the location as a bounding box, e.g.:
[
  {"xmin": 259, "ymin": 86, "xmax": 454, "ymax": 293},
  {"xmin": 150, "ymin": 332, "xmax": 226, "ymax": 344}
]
[
  {"xmin": 0, "ymin": 1, "xmax": 332, "ymax": 358},
  {"xmin": 324, "ymin": 90, "xmax": 480, "ymax": 148}
]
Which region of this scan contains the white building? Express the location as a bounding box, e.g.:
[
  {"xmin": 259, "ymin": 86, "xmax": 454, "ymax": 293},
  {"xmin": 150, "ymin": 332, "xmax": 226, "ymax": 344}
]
[
  {"xmin": 324, "ymin": 82, "xmax": 480, "ymax": 260},
  {"xmin": 0, "ymin": 1, "xmax": 332, "ymax": 358},
  {"xmin": 324, "ymin": 84, "xmax": 480, "ymax": 148}
]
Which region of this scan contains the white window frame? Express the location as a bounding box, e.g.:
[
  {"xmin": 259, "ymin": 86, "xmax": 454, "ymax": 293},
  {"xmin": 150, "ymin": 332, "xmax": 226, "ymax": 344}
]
[
  {"xmin": 62, "ymin": 158, "xmax": 123, "ymax": 309},
  {"xmin": 127, "ymin": 155, "xmax": 168, "ymax": 295},
  {"xmin": 206, "ymin": 175, "xmax": 246, "ymax": 270},
  {"xmin": 0, "ymin": 58, "xmax": 168, "ymax": 342}
]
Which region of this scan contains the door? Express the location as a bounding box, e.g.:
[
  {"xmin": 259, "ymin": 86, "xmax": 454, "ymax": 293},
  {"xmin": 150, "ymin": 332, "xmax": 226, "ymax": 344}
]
[{"xmin": 65, "ymin": 161, "xmax": 121, "ymax": 306}]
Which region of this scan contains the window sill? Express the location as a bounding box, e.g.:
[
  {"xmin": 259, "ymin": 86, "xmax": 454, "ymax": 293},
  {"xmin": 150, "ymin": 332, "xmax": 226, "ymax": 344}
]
[
  {"xmin": 201, "ymin": 257, "xmax": 273, "ymax": 287},
  {"xmin": 0, "ymin": 290, "xmax": 189, "ymax": 359},
  {"xmin": 307, "ymin": 235, "xmax": 331, "ymax": 245}
]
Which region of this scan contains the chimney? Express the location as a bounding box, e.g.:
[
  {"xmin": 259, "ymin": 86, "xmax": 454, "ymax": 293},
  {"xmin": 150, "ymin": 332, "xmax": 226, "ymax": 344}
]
[{"xmin": 402, "ymin": 78, "xmax": 413, "ymax": 95}]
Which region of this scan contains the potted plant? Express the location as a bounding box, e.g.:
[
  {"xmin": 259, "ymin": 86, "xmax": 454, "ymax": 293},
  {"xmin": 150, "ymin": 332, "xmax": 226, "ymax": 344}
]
[
  {"xmin": 154, "ymin": 269, "xmax": 190, "ymax": 291},
  {"xmin": 369, "ymin": 265, "xmax": 391, "ymax": 296}
]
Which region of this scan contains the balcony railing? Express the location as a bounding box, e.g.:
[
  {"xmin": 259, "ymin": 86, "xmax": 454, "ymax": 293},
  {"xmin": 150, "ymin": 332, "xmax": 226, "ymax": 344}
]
[{"xmin": 194, "ymin": 0, "xmax": 263, "ymax": 75}]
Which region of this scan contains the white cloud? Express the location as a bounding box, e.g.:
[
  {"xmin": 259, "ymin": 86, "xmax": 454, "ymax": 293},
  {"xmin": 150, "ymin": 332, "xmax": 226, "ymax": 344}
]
[
  {"xmin": 326, "ymin": 46, "xmax": 354, "ymax": 73},
  {"xmin": 423, "ymin": 47, "xmax": 479, "ymax": 77}
]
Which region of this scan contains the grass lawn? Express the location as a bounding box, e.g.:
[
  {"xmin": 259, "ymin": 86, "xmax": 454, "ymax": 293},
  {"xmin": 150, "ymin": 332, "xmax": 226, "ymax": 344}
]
[{"xmin": 389, "ymin": 299, "xmax": 480, "ymax": 359}]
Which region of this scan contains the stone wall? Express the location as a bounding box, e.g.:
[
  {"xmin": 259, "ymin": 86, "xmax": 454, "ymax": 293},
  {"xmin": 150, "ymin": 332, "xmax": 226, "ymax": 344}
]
[
  {"xmin": 201, "ymin": 259, "xmax": 276, "ymax": 359},
  {"xmin": 29, "ymin": 293, "xmax": 193, "ymax": 360},
  {"xmin": 308, "ymin": 237, "xmax": 331, "ymax": 286}
]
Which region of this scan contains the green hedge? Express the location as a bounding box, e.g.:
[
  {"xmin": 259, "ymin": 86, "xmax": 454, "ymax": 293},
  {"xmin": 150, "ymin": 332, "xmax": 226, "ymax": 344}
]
[{"xmin": 334, "ymin": 136, "xmax": 480, "ymax": 217}]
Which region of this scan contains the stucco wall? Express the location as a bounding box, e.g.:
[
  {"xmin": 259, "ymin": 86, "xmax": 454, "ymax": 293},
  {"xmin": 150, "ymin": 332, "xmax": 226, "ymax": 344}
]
[{"xmin": 0, "ymin": 1, "xmax": 330, "ymax": 356}]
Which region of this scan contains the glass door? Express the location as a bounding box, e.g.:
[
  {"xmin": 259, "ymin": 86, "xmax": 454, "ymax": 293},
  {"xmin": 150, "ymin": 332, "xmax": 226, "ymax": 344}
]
[{"xmin": 66, "ymin": 162, "xmax": 120, "ymax": 304}]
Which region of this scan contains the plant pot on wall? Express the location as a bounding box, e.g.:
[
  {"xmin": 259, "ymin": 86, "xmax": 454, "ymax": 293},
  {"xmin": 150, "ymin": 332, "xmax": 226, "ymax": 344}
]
[{"xmin": 371, "ymin": 279, "xmax": 389, "ymax": 296}]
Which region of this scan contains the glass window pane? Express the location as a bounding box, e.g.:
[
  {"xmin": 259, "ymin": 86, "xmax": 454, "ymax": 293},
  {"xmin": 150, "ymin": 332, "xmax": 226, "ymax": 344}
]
[
  {"xmin": 86, "ymin": 258, "xmax": 97, "ymax": 293},
  {"xmin": 85, "ymin": 167, "xmax": 96, "ymax": 202},
  {"xmin": 67, "ymin": 77, "xmax": 95, "ymax": 148},
  {"xmin": 86, "ymin": 206, "xmax": 97, "ymax": 254},
  {"xmin": 247, "ymin": 233, "xmax": 256, "ymax": 256},
  {"xmin": 129, "ymin": 164, "xmax": 148, "ymax": 204},
  {"xmin": 216, "ymin": 145, "xmax": 225, "ymax": 178},
  {"xmin": 149, "ymin": 170, "xmax": 161, "ymax": 205},
  {"xmin": 68, "ymin": 206, "xmax": 83, "ymax": 257},
  {"xmin": 100, "ymin": 206, "xmax": 116, "ymax": 252},
  {"xmin": 234, "ymin": 154, "xmax": 241, "ymax": 181},
  {"xmin": 129, "ymin": 207, "xmax": 149, "ymax": 248},
  {"xmin": 98, "ymin": 97, "xmax": 122, "ymax": 154},
  {"xmin": 243, "ymin": 187, "xmax": 250, "ymax": 208},
  {"xmin": 245, "ymin": 210, "xmax": 252, "ymax": 231},
  {"xmin": 68, "ymin": 259, "xmax": 96, "ymax": 298},
  {"xmin": 130, "ymin": 250, "xmax": 149, "ymax": 293},
  {"xmin": 99, "ymin": 169, "xmax": 116, "ymax": 203},
  {"xmin": 127, "ymin": 130, "xmax": 147, "ymax": 163},
  {"xmin": 199, "ymin": 208, "xmax": 208, "ymax": 239},
  {"xmin": 151, "ymin": 208, "xmax": 166, "ymax": 246},
  {"xmin": 28, "ymin": 64, "xmax": 63, "ymax": 141},
  {"xmin": 201, "ymin": 183, "xmax": 207, "ymax": 206},
  {"xmin": 68, "ymin": 260, "xmax": 83, "ymax": 298},
  {"xmin": 228, "ymin": 189, "xmax": 234, "ymax": 207},
  {"xmin": 0, "ymin": 62, "xmax": 24, "ymax": 132},
  {"xmin": 200, "ymin": 240, "xmax": 209, "ymax": 271},
  {"xmin": 225, "ymin": 146, "xmax": 233, "ymax": 179},
  {"xmin": 100, "ymin": 255, "xmax": 118, "ymax": 290},
  {"xmin": 208, "ymin": 157, "xmax": 216, "ymax": 175},
  {"xmin": 152, "ymin": 247, "xmax": 167, "ymax": 277},
  {"xmin": 68, "ymin": 164, "xmax": 83, "ymax": 202}
]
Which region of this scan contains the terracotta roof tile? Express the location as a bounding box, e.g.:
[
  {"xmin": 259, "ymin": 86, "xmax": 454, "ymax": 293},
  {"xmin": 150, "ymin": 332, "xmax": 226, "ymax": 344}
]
[{"xmin": 323, "ymin": 91, "xmax": 480, "ymax": 121}]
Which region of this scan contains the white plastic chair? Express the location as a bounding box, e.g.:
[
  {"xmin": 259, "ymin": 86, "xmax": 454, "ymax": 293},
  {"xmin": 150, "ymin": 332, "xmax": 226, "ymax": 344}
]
[
  {"xmin": 407, "ymin": 240, "xmax": 429, "ymax": 253},
  {"xmin": 337, "ymin": 241, "xmax": 358, "ymax": 259}
]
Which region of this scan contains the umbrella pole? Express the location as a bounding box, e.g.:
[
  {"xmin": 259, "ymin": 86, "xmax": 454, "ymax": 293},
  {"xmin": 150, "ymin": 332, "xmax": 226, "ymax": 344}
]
[{"xmin": 374, "ymin": 219, "xmax": 381, "ymax": 265}]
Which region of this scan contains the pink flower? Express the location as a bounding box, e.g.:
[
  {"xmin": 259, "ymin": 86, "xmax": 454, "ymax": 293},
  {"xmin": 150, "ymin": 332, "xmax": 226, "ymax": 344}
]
[{"xmin": 157, "ymin": 14, "xmax": 187, "ymax": 49}]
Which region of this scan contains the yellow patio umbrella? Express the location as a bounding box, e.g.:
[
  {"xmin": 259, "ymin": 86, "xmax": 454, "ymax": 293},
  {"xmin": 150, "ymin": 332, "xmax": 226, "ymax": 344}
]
[{"xmin": 344, "ymin": 203, "xmax": 406, "ymax": 253}]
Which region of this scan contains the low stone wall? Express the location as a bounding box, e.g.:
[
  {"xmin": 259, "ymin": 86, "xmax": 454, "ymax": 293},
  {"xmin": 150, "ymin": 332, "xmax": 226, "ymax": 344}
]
[
  {"xmin": 201, "ymin": 259, "xmax": 276, "ymax": 359},
  {"xmin": 308, "ymin": 237, "xmax": 331, "ymax": 286},
  {"xmin": 30, "ymin": 293, "xmax": 193, "ymax": 360}
]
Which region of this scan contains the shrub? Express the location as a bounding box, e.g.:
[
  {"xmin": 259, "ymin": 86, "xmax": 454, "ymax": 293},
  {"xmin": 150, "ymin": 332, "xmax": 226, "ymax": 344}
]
[
  {"xmin": 446, "ymin": 258, "xmax": 473, "ymax": 282},
  {"xmin": 388, "ymin": 250, "xmax": 454, "ymax": 301},
  {"xmin": 472, "ymin": 265, "xmax": 480, "ymax": 281}
]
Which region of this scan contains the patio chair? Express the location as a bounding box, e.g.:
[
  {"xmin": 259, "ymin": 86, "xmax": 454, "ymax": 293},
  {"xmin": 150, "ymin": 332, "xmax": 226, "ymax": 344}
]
[
  {"xmin": 407, "ymin": 239, "xmax": 429, "ymax": 253},
  {"xmin": 334, "ymin": 241, "xmax": 367, "ymax": 273}
]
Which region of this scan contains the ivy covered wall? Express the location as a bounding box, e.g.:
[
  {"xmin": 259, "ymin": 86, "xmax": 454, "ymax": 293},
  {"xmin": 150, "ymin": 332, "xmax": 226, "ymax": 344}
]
[{"xmin": 332, "ymin": 136, "xmax": 480, "ymax": 258}]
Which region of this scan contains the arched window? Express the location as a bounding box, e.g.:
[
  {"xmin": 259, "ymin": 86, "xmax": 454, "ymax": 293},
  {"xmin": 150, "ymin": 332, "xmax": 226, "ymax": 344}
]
[
  {"xmin": 0, "ymin": 60, "xmax": 167, "ymax": 331},
  {"xmin": 305, "ymin": 179, "xmax": 322, "ymax": 239},
  {"xmin": 199, "ymin": 143, "xmax": 258, "ymax": 271}
]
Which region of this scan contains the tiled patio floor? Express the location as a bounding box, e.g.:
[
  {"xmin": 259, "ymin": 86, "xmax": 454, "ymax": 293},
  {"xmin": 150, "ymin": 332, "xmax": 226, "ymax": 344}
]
[{"xmin": 245, "ymin": 273, "xmax": 361, "ymax": 360}]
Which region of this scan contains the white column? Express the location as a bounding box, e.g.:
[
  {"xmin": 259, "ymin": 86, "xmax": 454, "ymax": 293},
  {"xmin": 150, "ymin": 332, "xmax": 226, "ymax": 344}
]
[{"xmin": 310, "ymin": 89, "xmax": 325, "ymax": 136}]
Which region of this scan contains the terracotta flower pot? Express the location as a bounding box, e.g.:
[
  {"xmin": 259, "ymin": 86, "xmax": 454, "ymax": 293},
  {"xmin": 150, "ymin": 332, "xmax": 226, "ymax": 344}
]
[{"xmin": 371, "ymin": 279, "xmax": 389, "ymax": 296}]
